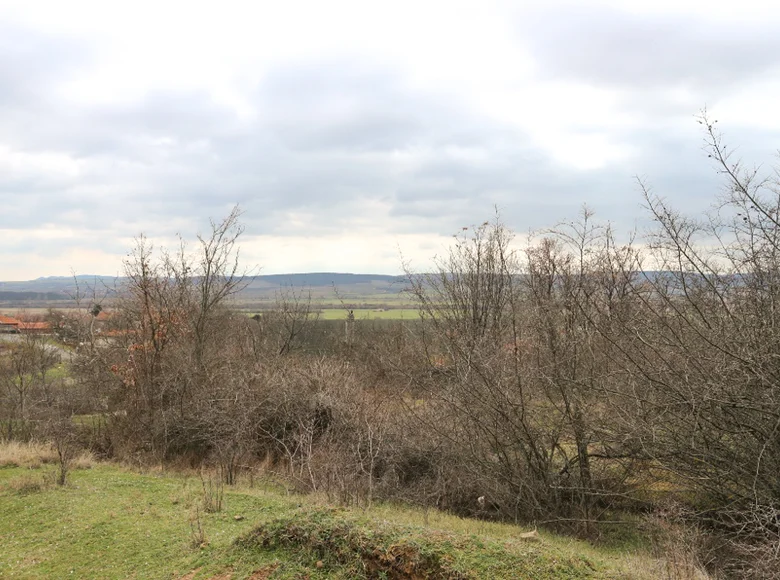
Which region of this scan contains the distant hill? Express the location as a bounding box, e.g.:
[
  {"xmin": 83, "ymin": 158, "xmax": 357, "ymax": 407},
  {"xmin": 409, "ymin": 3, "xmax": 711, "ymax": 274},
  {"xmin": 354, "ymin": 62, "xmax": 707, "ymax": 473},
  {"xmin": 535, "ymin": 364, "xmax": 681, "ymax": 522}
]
[
  {"xmin": 0, "ymin": 273, "xmax": 409, "ymax": 304},
  {"xmin": 246, "ymin": 273, "xmax": 403, "ymax": 287},
  {"xmin": 0, "ymin": 291, "xmax": 70, "ymax": 301},
  {"xmin": 241, "ymin": 273, "xmax": 407, "ymax": 299},
  {"xmin": 0, "ymin": 270, "xmax": 711, "ymax": 308},
  {"xmin": 0, "ymin": 276, "xmax": 119, "ymax": 294}
]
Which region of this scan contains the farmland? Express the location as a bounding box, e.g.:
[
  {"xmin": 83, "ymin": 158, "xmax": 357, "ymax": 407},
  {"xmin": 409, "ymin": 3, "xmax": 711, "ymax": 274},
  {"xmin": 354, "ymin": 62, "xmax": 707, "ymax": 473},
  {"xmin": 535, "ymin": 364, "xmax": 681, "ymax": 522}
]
[
  {"xmin": 0, "ymin": 273, "xmax": 421, "ymax": 321},
  {"xmin": 316, "ymin": 307, "xmax": 420, "ymax": 320}
]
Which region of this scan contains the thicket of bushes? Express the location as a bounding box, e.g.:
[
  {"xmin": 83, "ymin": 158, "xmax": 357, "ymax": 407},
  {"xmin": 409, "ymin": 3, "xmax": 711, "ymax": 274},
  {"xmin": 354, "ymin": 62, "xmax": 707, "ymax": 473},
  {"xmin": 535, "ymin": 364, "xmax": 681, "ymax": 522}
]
[{"xmin": 3, "ymin": 118, "xmax": 780, "ymax": 577}]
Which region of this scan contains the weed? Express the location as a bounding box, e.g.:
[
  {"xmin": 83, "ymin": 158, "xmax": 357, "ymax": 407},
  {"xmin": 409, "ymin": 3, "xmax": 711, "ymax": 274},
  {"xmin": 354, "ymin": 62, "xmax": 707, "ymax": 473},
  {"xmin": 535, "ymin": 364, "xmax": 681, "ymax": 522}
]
[
  {"xmin": 201, "ymin": 469, "xmax": 225, "ymax": 513},
  {"xmin": 643, "ymin": 503, "xmax": 712, "ymax": 580},
  {"xmin": 189, "ymin": 505, "xmax": 208, "ymax": 549},
  {"xmin": 70, "ymin": 449, "xmax": 96, "ymax": 470}
]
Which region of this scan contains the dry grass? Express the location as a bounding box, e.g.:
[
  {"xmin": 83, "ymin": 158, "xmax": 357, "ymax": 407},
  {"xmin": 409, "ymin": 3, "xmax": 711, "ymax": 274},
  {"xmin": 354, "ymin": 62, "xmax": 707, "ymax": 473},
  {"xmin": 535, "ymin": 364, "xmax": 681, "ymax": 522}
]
[
  {"xmin": 70, "ymin": 451, "xmax": 96, "ymax": 470},
  {"xmin": 614, "ymin": 553, "xmax": 712, "ymax": 580},
  {"xmin": 0, "ymin": 440, "xmax": 57, "ymax": 468},
  {"xmin": 4, "ymin": 470, "xmax": 56, "ymax": 494},
  {"xmin": 0, "ymin": 439, "xmax": 95, "ymax": 470}
]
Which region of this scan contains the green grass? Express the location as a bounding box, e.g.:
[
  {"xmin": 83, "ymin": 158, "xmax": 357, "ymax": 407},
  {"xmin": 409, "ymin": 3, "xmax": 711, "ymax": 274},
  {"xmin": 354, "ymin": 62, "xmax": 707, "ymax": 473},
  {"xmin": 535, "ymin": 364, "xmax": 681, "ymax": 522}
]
[
  {"xmin": 44, "ymin": 363, "xmax": 70, "ymax": 381},
  {"xmin": 239, "ymin": 506, "xmax": 621, "ymax": 579},
  {"xmin": 318, "ymin": 308, "xmax": 421, "ymax": 320},
  {"xmin": 1, "ymin": 363, "xmax": 71, "ymax": 397},
  {"xmin": 0, "ymin": 465, "xmax": 295, "ymax": 579},
  {"xmin": 307, "ymin": 295, "xmax": 416, "ymax": 306},
  {"xmin": 0, "ymin": 463, "xmax": 664, "ymax": 579}
]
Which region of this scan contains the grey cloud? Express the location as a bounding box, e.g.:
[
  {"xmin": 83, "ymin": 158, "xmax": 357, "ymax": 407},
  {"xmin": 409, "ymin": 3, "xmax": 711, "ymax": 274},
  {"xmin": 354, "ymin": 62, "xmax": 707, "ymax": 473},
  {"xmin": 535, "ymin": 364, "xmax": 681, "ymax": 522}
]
[
  {"xmin": 0, "ymin": 24, "xmax": 92, "ymax": 109},
  {"xmin": 1, "ymin": 230, "xmax": 128, "ymax": 261},
  {"xmin": 5, "ymin": 92, "xmax": 240, "ymax": 159},
  {"xmin": 0, "ymin": 41, "xmax": 599, "ymax": 240},
  {"xmin": 517, "ymin": 5, "xmax": 780, "ymax": 93},
  {"xmin": 254, "ymin": 61, "xmax": 471, "ymax": 153}
]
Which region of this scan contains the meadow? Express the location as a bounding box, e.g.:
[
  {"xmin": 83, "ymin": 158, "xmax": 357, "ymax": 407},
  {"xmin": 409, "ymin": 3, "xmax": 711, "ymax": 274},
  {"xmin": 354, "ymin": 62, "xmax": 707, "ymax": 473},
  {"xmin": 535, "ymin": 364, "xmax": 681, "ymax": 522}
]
[{"xmin": 0, "ymin": 441, "xmax": 680, "ymax": 579}]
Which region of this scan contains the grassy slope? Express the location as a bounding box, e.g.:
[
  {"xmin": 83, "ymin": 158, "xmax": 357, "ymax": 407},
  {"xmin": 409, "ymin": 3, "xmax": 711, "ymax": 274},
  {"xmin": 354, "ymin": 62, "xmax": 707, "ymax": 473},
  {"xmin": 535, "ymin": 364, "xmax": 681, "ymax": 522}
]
[{"xmin": 0, "ymin": 464, "xmax": 656, "ymax": 579}]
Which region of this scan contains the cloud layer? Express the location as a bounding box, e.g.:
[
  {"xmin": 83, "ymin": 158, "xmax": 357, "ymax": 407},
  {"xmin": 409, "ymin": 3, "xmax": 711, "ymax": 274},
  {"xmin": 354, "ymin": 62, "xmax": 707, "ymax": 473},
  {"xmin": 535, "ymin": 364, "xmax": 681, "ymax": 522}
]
[{"xmin": 1, "ymin": 0, "xmax": 779, "ymax": 279}]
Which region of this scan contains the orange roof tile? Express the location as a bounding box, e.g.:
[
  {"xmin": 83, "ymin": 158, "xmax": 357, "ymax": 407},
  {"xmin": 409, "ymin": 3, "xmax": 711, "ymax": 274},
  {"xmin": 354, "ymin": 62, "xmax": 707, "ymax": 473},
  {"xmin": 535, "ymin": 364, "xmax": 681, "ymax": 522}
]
[{"xmin": 18, "ymin": 321, "xmax": 51, "ymax": 331}]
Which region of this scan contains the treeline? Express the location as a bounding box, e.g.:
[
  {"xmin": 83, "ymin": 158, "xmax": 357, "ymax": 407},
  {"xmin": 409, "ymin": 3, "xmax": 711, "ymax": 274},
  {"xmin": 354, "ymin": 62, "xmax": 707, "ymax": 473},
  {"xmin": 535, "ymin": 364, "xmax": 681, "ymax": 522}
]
[
  {"xmin": 3, "ymin": 117, "xmax": 780, "ymax": 577},
  {"xmin": 0, "ymin": 291, "xmax": 67, "ymax": 301}
]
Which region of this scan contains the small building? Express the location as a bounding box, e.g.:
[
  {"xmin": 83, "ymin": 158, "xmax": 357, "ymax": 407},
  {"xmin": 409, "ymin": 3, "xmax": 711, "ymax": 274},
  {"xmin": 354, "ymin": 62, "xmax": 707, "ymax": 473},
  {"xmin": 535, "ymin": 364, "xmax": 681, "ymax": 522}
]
[
  {"xmin": 0, "ymin": 315, "xmax": 20, "ymax": 334},
  {"xmin": 18, "ymin": 321, "xmax": 52, "ymax": 334}
]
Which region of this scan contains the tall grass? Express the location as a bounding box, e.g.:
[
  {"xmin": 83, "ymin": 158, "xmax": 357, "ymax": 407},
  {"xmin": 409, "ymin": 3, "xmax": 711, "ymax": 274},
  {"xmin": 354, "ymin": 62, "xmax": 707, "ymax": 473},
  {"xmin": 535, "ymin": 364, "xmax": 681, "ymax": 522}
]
[{"xmin": 0, "ymin": 439, "xmax": 94, "ymax": 470}]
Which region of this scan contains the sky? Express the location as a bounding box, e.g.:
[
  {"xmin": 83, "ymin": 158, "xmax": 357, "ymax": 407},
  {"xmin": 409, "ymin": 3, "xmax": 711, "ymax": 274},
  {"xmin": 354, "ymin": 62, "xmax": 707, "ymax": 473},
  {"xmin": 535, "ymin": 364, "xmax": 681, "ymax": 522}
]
[{"xmin": 2, "ymin": 0, "xmax": 780, "ymax": 280}]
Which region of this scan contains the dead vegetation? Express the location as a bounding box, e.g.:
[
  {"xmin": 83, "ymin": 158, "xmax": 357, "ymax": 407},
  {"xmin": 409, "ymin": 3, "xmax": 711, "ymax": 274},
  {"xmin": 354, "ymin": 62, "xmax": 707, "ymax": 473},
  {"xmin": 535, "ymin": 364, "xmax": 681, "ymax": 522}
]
[{"xmin": 0, "ymin": 439, "xmax": 94, "ymax": 471}]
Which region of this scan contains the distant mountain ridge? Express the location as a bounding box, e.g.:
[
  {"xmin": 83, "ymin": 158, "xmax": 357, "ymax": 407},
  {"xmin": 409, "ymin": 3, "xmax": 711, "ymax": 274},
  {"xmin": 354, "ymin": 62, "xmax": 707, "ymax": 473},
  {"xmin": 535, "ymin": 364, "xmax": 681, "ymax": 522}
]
[
  {"xmin": 0, "ymin": 271, "xmax": 728, "ymax": 305},
  {"xmin": 0, "ymin": 273, "xmax": 408, "ymax": 302},
  {"xmin": 246, "ymin": 273, "xmax": 404, "ymax": 286}
]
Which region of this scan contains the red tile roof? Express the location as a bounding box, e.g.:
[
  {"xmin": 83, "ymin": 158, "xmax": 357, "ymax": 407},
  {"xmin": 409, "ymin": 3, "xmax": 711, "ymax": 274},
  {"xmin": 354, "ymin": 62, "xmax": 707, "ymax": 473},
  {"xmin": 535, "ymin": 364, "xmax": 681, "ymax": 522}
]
[
  {"xmin": 18, "ymin": 321, "xmax": 51, "ymax": 331},
  {"xmin": 0, "ymin": 315, "xmax": 20, "ymax": 326},
  {"xmin": 101, "ymin": 329, "xmax": 129, "ymax": 337}
]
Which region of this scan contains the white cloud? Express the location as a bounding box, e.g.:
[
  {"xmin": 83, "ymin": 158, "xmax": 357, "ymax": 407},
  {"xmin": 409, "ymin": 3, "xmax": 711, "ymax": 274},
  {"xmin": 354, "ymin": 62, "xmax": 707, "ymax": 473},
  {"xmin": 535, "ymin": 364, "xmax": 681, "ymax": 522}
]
[
  {"xmin": 243, "ymin": 231, "xmax": 457, "ymax": 276},
  {"xmin": 0, "ymin": 144, "xmax": 81, "ymax": 179}
]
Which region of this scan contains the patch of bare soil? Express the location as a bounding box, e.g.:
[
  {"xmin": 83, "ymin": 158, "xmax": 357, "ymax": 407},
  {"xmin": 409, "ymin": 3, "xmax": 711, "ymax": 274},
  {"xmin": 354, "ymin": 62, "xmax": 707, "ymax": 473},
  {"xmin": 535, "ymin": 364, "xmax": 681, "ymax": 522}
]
[
  {"xmin": 247, "ymin": 564, "xmax": 279, "ymax": 579},
  {"xmin": 177, "ymin": 568, "xmax": 201, "ymax": 580}
]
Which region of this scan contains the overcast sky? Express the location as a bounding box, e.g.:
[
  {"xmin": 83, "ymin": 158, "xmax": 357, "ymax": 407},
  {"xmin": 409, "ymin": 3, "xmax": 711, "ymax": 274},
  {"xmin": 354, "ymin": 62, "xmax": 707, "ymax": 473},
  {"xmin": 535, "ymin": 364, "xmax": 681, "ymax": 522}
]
[{"xmin": 2, "ymin": 0, "xmax": 780, "ymax": 280}]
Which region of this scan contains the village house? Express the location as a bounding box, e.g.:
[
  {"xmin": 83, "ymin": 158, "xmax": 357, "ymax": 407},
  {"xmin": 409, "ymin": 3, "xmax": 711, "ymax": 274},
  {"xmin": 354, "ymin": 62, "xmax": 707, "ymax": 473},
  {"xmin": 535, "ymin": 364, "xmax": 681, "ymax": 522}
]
[
  {"xmin": 0, "ymin": 315, "xmax": 52, "ymax": 334},
  {"xmin": 17, "ymin": 321, "xmax": 52, "ymax": 334},
  {"xmin": 0, "ymin": 315, "xmax": 20, "ymax": 333}
]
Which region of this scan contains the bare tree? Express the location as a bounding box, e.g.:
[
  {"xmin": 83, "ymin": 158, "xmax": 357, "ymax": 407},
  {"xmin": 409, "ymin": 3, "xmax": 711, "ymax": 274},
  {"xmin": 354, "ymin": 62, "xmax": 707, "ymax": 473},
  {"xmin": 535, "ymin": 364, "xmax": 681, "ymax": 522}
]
[
  {"xmin": 192, "ymin": 206, "xmax": 249, "ymax": 366},
  {"xmin": 74, "ymin": 206, "xmax": 251, "ymax": 461},
  {"xmin": 396, "ymin": 210, "xmax": 647, "ymax": 531},
  {"xmin": 250, "ymin": 286, "xmax": 319, "ymax": 357},
  {"xmin": 0, "ymin": 332, "xmax": 60, "ymax": 437}
]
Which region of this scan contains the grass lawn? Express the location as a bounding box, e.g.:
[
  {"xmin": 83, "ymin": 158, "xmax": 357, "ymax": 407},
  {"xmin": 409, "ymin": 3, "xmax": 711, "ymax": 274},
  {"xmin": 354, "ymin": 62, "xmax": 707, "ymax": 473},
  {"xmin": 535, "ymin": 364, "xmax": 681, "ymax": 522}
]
[{"xmin": 0, "ymin": 454, "xmax": 668, "ymax": 579}]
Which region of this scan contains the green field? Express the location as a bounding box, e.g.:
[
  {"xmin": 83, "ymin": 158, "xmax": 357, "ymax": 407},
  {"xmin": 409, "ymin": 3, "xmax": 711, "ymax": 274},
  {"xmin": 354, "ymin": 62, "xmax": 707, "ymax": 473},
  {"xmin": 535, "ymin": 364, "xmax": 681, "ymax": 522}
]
[
  {"xmin": 318, "ymin": 308, "xmax": 421, "ymax": 320},
  {"xmin": 2, "ymin": 302, "xmax": 423, "ymax": 322},
  {"xmin": 0, "ymin": 450, "xmax": 664, "ymax": 579}
]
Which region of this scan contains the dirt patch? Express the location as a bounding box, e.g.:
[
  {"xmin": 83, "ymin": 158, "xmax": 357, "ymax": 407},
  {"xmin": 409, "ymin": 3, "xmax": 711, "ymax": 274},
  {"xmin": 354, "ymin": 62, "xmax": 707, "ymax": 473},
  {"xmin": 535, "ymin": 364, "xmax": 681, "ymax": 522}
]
[
  {"xmin": 176, "ymin": 568, "xmax": 233, "ymax": 580},
  {"xmin": 247, "ymin": 564, "xmax": 279, "ymax": 579}
]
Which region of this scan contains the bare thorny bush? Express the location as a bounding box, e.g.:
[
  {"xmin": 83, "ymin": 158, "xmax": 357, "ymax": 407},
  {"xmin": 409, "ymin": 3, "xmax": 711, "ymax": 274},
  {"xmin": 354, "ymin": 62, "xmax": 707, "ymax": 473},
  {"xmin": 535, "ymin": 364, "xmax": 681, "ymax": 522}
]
[
  {"xmin": 396, "ymin": 212, "xmax": 645, "ymax": 534},
  {"xmin": 70, "ymin": 207, "xmax": 251, "ymax": 463}
]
